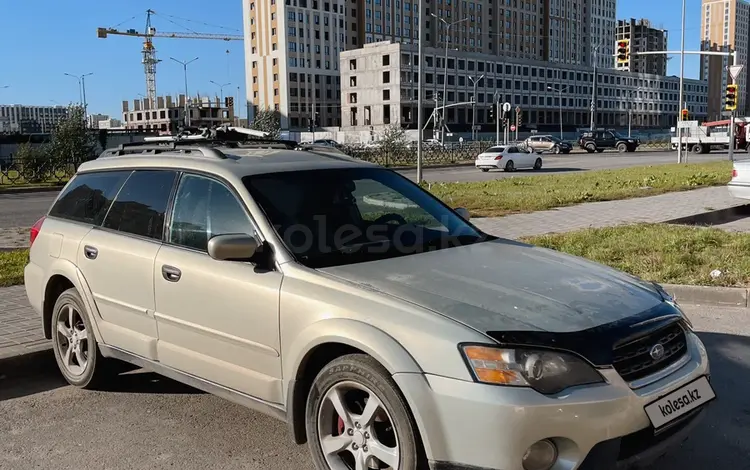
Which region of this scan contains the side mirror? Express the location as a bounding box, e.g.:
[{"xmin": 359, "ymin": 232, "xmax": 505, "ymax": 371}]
[
  {"xmin": 207, "ymin": 233, "xmax": 260, "ymax": 261},
  {"xmin": 455, "ymin": 207, "xmax": 471, "ymax": 221}
]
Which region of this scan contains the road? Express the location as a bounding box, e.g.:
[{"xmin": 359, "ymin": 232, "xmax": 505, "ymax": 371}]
[
  {"xmin": 0, "ymin": 151, "xmax": 738, "ymax": 229},
  {"xmin": 0, "ymin": 303, "xmax": 748, "ymax": 470}
]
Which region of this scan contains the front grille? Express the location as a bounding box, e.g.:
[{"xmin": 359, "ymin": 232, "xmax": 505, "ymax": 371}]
[{"xmin": 612, "ymin": 323, "xmax": 687, "ymax": 384}]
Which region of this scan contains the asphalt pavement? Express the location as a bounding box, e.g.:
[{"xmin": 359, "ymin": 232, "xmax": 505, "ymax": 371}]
[
  {"xmin": 0, "ymin": 303, "xmax": 748, "ymax": 470},
  {"xmin": 0, "ymin": 151, "xmax": 739, "ymax": 229}
]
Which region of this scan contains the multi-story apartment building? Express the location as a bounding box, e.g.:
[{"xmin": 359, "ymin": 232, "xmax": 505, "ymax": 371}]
[
  {"xmin": 243, "ymin": 0, "xmax": 626, "ymax": 131},
  {"xmin": 122, "ymin": 95, "xmax": 233, "ymax": 132},
  {"xmin": 340, "ymin": 41, "xmax": 708, "ymax": 138},
  {"xmin": 615, "ymin": 18, "xmax": 668, "ymax": 76},
  {"xmin": 243, "ymin": 0, "xmax": 347, "ymax": 131},
  {"xmin": 0, "ymin": 104, "xmax": 69, "ymax": 134},
  {"xmin": 589, "ymin": 0, "xmax": 618, "ymax": 69},
  {"xmin": 701, "ymin": 0, "xmax": 750, "ymax": 118}
]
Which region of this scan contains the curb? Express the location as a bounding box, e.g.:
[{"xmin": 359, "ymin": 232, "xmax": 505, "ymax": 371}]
[
  {"xmin": 663, "ymin": 283, "xmax": 749, "ymax": 308},
  {"xmin": 0, "ymin": 185, "xmax": 64, "ymax": 195}
]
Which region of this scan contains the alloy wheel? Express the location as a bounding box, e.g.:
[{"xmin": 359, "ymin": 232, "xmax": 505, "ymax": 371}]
[{"xmin": 55, "ymin": 304, "xmax": 89, "ymax": 376}]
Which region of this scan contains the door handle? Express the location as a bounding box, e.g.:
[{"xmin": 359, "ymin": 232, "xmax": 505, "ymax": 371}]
[
  {"xmin": 83, "ymin": 245, "xmax": 98, "ymax": 260},
  {"xmin": 161, "ymin": 265, "xmax": 182, "ymax": 282}
]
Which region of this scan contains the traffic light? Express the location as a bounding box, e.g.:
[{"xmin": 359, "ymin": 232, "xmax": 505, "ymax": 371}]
[
  {"xmin": 616, "ymin": 39, "xmax": 630, "ymax": 65},
  {"xmin": 488, "ymin": 106, "xmax": 494, "ymax": 122},
  {"xmin": 225, "ymin": 96, "xmax": 234, "ymax": 108},
  {"xmin": 725, "ymin": 84, "xmax": 738, "ymax": 111},
  {"xmin": 681, "ymin": 109, "xmax": 689, "ymax": 121},
  {"xmin": 516, "ymin": 108, "xmax": 523, "ymax": 128}
]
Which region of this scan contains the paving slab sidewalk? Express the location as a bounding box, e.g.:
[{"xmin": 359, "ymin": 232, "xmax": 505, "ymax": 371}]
[{"xmin": 0, "ymin": 185, "xmax": 745, "ymax": 361}]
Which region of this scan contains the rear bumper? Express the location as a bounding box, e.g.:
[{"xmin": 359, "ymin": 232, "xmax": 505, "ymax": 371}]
[
  {"xmin": 23, "ymin": 262, "xmax": 44, "ymax": 317},
  {"xmin": 728, "ymin": 181, "xmax": 750, "ymax": 200}
]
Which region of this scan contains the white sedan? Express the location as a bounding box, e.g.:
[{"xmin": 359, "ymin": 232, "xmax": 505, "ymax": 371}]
[
  {"xmin": 474, "ymin": 145, "xmax": 543, "ymax": 172},
  {"xmin": 729, "ymin": 159, "xmax": 750, "ymax": 199}
]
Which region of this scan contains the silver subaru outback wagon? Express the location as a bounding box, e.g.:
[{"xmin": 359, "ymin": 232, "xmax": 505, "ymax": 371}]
[{"xmin": 25, "ymin": 142, "xmax": 713, "ymax": 470}]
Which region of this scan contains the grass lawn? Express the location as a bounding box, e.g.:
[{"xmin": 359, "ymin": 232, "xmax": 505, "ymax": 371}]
[
  {"xmin": 0, "ymin": 250, "xmax": 27, "ymax": 287},
  {"xmin": 425, "ymin": 161, "xmax": 732, "ymax": 218},
  {"xmin": 523, "ymin": 224, "xmax": 750, "ymax": 287}
]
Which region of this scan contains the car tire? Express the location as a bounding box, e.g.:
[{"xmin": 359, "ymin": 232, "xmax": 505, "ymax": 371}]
[
  {"xmin": 505, "ymin": 160, "xmax": 515, "ymax": 172},
  {"xmin": 481, "ymin": 168, "xmax": 490, "ymax": 172},
  {"xmin": 553, "ymin": 145, "xmax": 561, "ymax": 154},
  {"xmin": 617, "ymin": 143, "xmax": 628, "ymax": 153},
  {"xmin": 692, "ymin": 144, "xmax": 704, "ymax": 154},
  {"xmin": 305, "ymin": 354, "xmax": 423, "ymax": 470},
  {"xmin": 51, "ymin": 288, "xmax": 109, "ymax": 389},
  {"xmin": 586, "ymin": 144, "xmax": 596, "ymax": 153},
  {"xmin": 534, "ymin": 158, "xmax": 543, "ymax": 170}
]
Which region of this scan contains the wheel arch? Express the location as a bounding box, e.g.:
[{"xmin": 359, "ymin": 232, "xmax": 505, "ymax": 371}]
[
  {"xmin": 41, "ymin": 259, "xmax": 104, "ymax": 342},
  {"xmin": 284, "ymin": 319, "xmax": 423, "ymax": 445}
]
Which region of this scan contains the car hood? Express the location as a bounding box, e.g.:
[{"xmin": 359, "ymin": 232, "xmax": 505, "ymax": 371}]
[{"xmin": 319, "ymin": 239, "xmax": 664, "ymax": 334}]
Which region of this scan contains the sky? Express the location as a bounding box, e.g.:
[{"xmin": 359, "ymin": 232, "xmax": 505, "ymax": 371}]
[{"xmin": 0, "ymin": 0, "xmax": 705, "ymax": 118}]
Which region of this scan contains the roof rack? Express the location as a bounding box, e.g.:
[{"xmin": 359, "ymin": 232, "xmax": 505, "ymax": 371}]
[{"xmin": 98, "ymin": 141, "xmax": 228, "ymax": 159}]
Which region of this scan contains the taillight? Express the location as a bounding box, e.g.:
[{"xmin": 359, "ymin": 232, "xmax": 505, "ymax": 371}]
[
  {"xmin": 30, "ymin": 216, "xmax": 46, "ymax": 247},
  {"xmin": 732, "ymin": 169, "xmax": 738, "ymax": 178},
  {"xmin": 494, "ymin": 155, "xmax": 504, "ymax": 160}
]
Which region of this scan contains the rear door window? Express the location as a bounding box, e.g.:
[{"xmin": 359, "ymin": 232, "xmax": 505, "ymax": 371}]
[
  {"xmin": 49, "ymin": 171, "xmax": 131, "ymax": 225},
  {"xmin": 102, "ymin": 170, "xmax": 178, "ymax": 240}
]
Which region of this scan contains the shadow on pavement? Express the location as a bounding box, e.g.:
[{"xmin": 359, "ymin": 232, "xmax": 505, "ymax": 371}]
[{"xmin": 658, "ymin": 331, "xmax": 750, "ymax": 470}]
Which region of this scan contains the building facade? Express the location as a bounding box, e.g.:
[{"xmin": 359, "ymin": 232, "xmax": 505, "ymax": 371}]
[
  {"xmin": 615, "ymin": 18, "xmax": 668, "ymax": 76},
  {"xmin": 340, "ymin": 42, "xmax": 708, "ymax": 138},
  {"xmin": 122, "ymin": 95, "xmax": 234, "ymax": 132},
  {"xmin": 0, "ymin": 105, "xmax": 69, "ymax": 134},
  {"xmin": 243, "ymin": 0, "xmax": 626, "ymax": 131},
  {"xmin": 701, "ymin": 0, "xmax": 750, "ymax": 118}
]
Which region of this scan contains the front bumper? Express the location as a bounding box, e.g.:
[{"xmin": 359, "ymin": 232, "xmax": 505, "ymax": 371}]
[{"xmin": 393, "ymin": 331, "xmax": 710, "ymax": 470}]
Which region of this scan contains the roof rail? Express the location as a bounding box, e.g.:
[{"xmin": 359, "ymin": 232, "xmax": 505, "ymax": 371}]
[{"xmin": 98, "ymin": 141, "xmax": 228, "ymax": 159}]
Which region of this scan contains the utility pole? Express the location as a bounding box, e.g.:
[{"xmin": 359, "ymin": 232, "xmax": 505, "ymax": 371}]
[
  {"xmin": 171, "ymin": 56, "xmax": 199, "ymax": 127},
  {"xmin": 431, "ymin": 14, "xmax": 468, "ymax": 145},
  {"xmin": 468, "ymin": 75, "xmax": 483, "ymax": 141},
  {"xmin": 677, "ymin": 0, "xmax": 686, "ymax": 164},
  {"xmin": 590, "ymin": 41, "xmax": 603, "ymax": 131},
  {"xmin": 495, "ymin": 93, "xmax": 500, "ymax": 145},
  {"xmin": 210, "ymin": 80, "xmax": 231, "ymax": 104},
  {"xmin": 548, "ymin": 85, "xmax": 568, "ymax": 140},
  {"xmin": 64, "ymin": 72, "xmax": 93, "ymax": 125},
  {"xmin": 416, "ymin": 0, "xmax": 424, "ymax": 183}
]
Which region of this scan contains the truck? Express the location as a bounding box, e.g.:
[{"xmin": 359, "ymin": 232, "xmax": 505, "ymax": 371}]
[{"xmin": 670, "ymin": 118, "xmax": 750, "ymax": 153}]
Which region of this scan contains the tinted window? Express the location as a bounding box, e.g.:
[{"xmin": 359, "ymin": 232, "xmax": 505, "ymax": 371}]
[
  {"xmin": 102, "ymin": 170, "xmax": 177, "ymax": 239},
  {"xmin": 244, "ymin": 168, "xmax": 485, "ymax": 268},
  {"xmin": 169, "ymin": 174, "xmax": 254, "ymax": 251},
  {"xmin": 49, "ymin": 171, "xmax": 131, "ymax": 225}
]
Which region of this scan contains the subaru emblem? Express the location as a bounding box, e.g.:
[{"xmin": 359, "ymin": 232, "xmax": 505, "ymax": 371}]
[{"xmin": 650, "ymin": 343, "xmax": 665, "ymax": 361}]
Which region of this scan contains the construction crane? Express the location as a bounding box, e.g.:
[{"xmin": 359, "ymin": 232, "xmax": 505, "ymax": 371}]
[{"xmin": 97, "ymin": 9, "xmax": 243, "ymax": 104}]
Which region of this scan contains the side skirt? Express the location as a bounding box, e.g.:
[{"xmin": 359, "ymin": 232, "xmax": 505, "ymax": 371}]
[{"xmin": 99, "ymin": 344, "xmax": 287, "ymax": 422}]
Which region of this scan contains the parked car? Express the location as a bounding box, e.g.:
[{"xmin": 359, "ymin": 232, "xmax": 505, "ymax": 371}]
[
  {"xmin": 25, "ymin": 141, "xmax": 713, "ymax": 470},
  {"xmin": 579, "ymin": 130, "xmax": 640, "ymax": 153},
  {"xmin": 524, "ymin": 135, "xmax": 573, "ymax": 154},
  {"xmin": 728, "ymin": 158, "xmax": 750, "ymax": 199},
  {"xmin": 475, "ymin": 144, "xmax": 543, "ymax": 172},
  {"xmin": 313, "ymin": 139, "xmax": 340, "ymax": 147}
]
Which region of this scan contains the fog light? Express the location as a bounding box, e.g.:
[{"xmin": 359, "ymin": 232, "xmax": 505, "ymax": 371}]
[{"xmin": 522, "ymin": 439, "xmax": 558, "ymax": 470}]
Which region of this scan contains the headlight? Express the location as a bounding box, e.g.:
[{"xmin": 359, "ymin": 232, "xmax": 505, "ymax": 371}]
[{"xmin": 460, "ymin": 345, "xmax": 604, "ymax": 395}]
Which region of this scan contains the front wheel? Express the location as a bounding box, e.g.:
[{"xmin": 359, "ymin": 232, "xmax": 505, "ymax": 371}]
[
  {"xmin": 306, "ymin": 354, "xmax": 422, "ymax": 470},
  {"xmin": 617, "ymin": 143, "xmax": 627, "ymax": 153},
  {"xmin": 553, "ymin": 145, "xmax": 561, "ymax": 154},
  {"xmin": 534, "ymin": 158, "xmax": 543, "ymax": 170},
  {"xmin": 505, "ymin": 160, "xmax": 515, "ymax": 172}
]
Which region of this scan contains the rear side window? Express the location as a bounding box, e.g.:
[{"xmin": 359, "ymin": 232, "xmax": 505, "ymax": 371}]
[
  {"xmin": 49, "ymin": 171, "xmax": 131, "ymax": 225},
  {"xmin": 102, "ymin": 170, "xmax": 177, "ymax": 240}
]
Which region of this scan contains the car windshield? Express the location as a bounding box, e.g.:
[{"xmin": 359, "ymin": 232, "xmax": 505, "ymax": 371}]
[
  {"xmin": 548, "ymin": 136, "xmax": 563, "ymax": 143},
  {"xmin": 243, "ymin": 168, "xmax": 489, "ymax": 268},
  {"xmin": 611, "ymin": 131, "xmax": 627, "ymax": 139}
]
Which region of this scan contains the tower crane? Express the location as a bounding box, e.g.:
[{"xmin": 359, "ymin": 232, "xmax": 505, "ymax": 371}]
[{"xmin": 97, "ymin": 9, "xmax": 243, "ymax": 104}]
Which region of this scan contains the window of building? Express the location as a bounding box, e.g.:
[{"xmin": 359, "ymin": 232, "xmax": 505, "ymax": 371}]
[
  {"xmin": 383, "ymin": 104, "xmax": 391, "ymax": 124},
  {"xmin": 383, "ymin": 89, "xmax": 390, "ymax": 100},
  {"xmin": 383, "ymin": 71, "xmax": 390, "ymax": 83},
  {"xmin": 383, "ymin": 54, "xmax": 390, "ymax": 66}
]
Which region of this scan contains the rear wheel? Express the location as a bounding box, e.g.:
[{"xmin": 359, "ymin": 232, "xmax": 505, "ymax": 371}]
[
  {"xmin": 51, "ymin": 288, "xmax": 109, "ymax": 389},
  {"xmin": 586, "ymin": 144, "xmax": 596, "ymax": 153},
  {"xmin": 533, "ymin": 158, "xmax": 543, "ymax": 170},
  {"xmin": 306, "ymin": 354, "xmax": 422, "ymax": 470},
  {"xmin": 692, "ymin": 144, "xmax": 704, "ymax": 154},
  {"xmin": 481, "ymin": 168, "xmax": 490, "ymax": 172},
  {"xmin": 505, "ymin": 160, "xmax": 515, "ymax": 172}
]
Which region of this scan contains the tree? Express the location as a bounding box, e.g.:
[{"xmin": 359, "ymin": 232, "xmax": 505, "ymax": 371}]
[
  {"xmin": 379, "ymin": 124, "xmax": 407, "ymax": 151},
  {"xmin": 15, "ymin": 142, "xmax": 51, "ymax": 183},
  {"xmin": 49, "ymin": 105, "xmax": 96, "ymax": 164},
  {"xmin": 249, "ymin": 107, "xmax": 281, "ymax": 139}
]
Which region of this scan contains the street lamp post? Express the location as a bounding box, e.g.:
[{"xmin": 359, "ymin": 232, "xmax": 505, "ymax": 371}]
[
  {"xmin": 590, "ymin": 41, "xmax": 603, "ymax": 131},
  {"xmin": 64, "ymin": 72, "xmax": 93, "ymax": 125},
  {"xmin": 625, "ymin": 88, "xmax": 642, "ymax": 138},
  {"xmin": 431, "ymin": 14, "xmax": 468, "ymax": 144},
  {"xmin": 416, "ymin": 0, "xmax": 423, "ymax": 183},
  {"xmin": 548, "ymin": 85, "xmax": 569, "ymax": 140},
  {"xmin": 210, "ymin": 80, "xmax": 232, "ymax": 104},
  {"xmin": 677, "ymin": 0, "xmax": 686, "ymax": 164},
  {"xmin": 468, "ymin": 75, "xmax": 484, "ymax": 141},
  {"xmin": 171, "ymin": 57, "xmax": 199, "ymax": 127}
]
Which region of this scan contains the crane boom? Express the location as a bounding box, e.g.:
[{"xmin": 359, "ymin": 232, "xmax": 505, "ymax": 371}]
[{"xmin": 97, "ymin": 28, "xmax": 243, "ymax": 41}]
